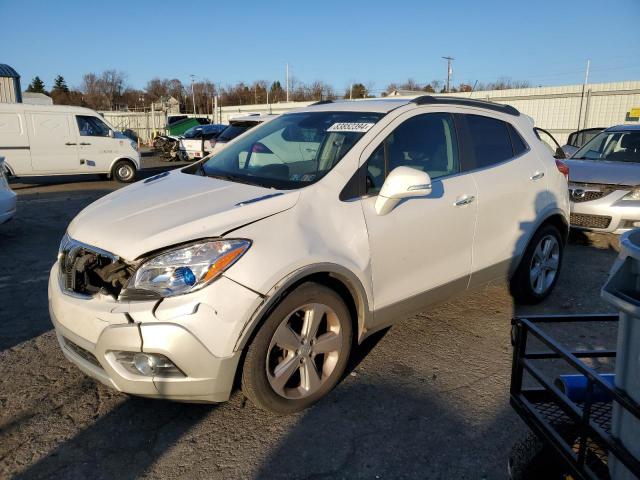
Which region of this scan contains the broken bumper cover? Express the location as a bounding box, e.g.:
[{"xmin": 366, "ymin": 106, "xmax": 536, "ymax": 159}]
[{"xmin": 48, "ymin": 262, "xmax": 261, "ymax": 403}]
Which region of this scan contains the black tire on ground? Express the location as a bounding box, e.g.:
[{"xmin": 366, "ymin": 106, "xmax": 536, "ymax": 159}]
[
  {"xmin": 508, "ymin": 432, "xmax": 566, "ymax": 480},
  {"xmin": 510, "ymin": 223, "xmax": 564, "ymax": 305},
  {"xmin": 241, "ymin": 282, "xmax": 353, "ymax": 414},
  {"xmin": 111, "ymin": 160, "xmax": 136, "ymax": 183}
]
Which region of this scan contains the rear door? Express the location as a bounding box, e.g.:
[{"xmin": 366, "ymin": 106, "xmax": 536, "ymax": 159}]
[
  {"xmin": 459, "ymin": 113, "xmax": 548, "ymax": 287},
  {"xmin": 29, "ymin": 111, "xmax": 79, "ymax": 173},
  {"xmin": 75, "ymin": 115, "xmax": 116, "ymax": 173}
]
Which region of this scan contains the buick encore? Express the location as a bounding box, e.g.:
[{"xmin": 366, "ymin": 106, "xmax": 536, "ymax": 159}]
[{"xmin": 50, "ymin": 97, "xmax": 570, "ymax": 413}]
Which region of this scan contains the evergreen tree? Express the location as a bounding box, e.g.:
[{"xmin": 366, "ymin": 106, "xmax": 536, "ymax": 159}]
[
  {"xmin": 26, "ymin": 76, "xmax": 46, "ymax": 94},
  {"xmin": 52, "ymin": 75, "xmax": 69, "ymax": 93}
]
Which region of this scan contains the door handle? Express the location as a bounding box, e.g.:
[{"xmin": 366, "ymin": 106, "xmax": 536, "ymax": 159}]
[
  {"xmin": 79, "ymin": 142, "xmax": 91, "ymax": 146},
  {"xmin": 454, "ymin": 195, "xmax": 475, "ymax": 207},
  {"xmin": 65, "ymin": 142, "xmax": 76, "ymax": 146},
  {"xmin": 530, "ymin": 171, "xmax": 545, "ymax": 181}
]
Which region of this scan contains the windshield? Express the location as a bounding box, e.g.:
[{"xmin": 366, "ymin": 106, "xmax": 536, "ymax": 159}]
[
  {"xmin": 572, "ymin": 130, "xmax": 640, "ymax": 163},
  {"xmin": 199, "ymin": 111, "xmax": 384, "ymax": 189}
]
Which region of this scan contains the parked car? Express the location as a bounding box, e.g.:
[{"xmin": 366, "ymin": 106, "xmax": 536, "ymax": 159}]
[
  {"xmin": 0, "ymin": 156, "xmax": 16, "ymax": 224},
  {"xmin": 0, "ymin": 103, "xmax": 140, "ymax": 183},
  {"xmin": 178, "ymin": 124, "xmax": 226, "ymax": 160},
  {"xmin": 209, "ymin": 114, "xmax": 278, "ymax": 155},
  {"xmin": 565, "ymin": 124, "xmax": 640, "ymax": 234},
  {"xmin": 50, "ymin": 97, "xmax": 569, "ymax": 413},
  {"xmin": 533, "ymin": 127, "xmax": 606, "ymax": 159},
  {"xmin": 562, "ymin": 127, "xmax": 605, "ymax": 158}
]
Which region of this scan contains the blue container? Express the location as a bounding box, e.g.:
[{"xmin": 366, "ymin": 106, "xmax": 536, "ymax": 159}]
[{"xmin": 555, "ymin": 373, "xmax": 615, "ymax": 403}]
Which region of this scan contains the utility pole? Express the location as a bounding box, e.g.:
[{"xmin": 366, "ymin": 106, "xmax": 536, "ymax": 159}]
[
  {"xmin": 190, "ymin": 74, "xmax": 196, "ymax": 115},
  {"xmin": 577, "ymin": 59, "xmax": 590, "ymax": 130},
  {"xmin": 442, "ymin": 56, "xmax": 454, "ymax": 93},
  {"xmin": 350, "ymin": 83, "xmax": 353, "ymax": 100},
  {"xmin": 286, "ymin": 63, "xmax": 290, "ymax": 103}
]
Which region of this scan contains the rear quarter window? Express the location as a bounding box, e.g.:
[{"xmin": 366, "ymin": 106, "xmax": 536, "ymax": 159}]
[{"xmin": 465, "ymin": 114, "xmax": 514, "ymax": 168}]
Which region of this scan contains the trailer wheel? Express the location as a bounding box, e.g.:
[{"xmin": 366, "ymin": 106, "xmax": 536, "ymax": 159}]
[{"xmin": 508, "ymin": 432, "xmax": 566, "ymax": 480}]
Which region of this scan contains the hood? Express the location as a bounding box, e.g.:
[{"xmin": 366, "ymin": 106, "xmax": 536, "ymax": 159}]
[
  {"xmin": 68, "ymin": 170, "xmax": 299, "ymax": 260},
  {"xmin": 565, "ymin": 159, "xmax": 640, "ymax": 187}
]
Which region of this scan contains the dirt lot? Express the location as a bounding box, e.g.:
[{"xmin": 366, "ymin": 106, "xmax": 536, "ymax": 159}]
[{"xmin": 0, "ymin": 157, "xmax": 622, "ymax": 479}]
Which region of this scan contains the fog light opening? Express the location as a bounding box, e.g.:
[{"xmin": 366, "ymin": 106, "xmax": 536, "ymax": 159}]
[{"xmin": 111, "ymin": 351, "xmax": 185, "ymax": 377}]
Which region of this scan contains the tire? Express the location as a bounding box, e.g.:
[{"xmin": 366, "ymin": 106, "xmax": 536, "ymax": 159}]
[
  {"xmin": 241, "ymin": 282, "xmax": 353, "ymax": 414},
  {"xmin": 510, "ymin": 224, "xmax": 563, "ymax": 305},
  {"xmin": 508, "ymin": 432, "xmax": 565, "ymax": 480},
  {"xmin": 111, "ymin": 160, "xmax": 136, "ymax": 183}
]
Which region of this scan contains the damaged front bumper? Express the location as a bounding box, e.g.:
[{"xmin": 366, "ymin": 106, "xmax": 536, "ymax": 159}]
[{"xmin": 48, "ymin": 261, "xmax": 263, "ymax": 403}]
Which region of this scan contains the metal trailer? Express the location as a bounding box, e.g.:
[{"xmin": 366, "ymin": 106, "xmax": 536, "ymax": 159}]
[{"xmin": 509, "ymin": 313, "xmax": 640, "ymax": 479}]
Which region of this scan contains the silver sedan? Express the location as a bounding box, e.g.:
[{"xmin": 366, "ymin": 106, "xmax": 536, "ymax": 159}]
[{"xmin": 566, "ymin": 125, "xmax": 640, "ymax": 234}]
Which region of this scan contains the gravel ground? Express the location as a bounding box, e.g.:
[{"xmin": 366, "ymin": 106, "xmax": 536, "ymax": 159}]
[{"xmin": 0, "ymin": 158, "xmax": 622, "ymax": 479}]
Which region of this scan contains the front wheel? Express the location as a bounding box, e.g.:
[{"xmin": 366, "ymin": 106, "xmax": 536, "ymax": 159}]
[
  {"xmin": 241, "ymin": 283, "xmax": 353, "ymax": 414},
  {"xmin": 111, "ymin": 160, "xmax": 136, "ymax": 183},
  {"xmin": 510, "ymin": 224, "xmax": 563, "ymax": 304}
]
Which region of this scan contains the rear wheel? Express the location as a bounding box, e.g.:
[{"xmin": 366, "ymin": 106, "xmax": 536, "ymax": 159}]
[
  {"xmin": 241, "ymin": 283, "xmax": 353, "ymax": 414},
  {"xmin": 111, "ymin": 160, "xmax": 136, "ymax": 183},
  {"xmin": 510, "ymin": 224, "xmax": 563, "ymax": 304}
]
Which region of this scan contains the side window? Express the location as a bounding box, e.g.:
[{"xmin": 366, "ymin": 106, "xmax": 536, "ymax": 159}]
[
  {"xmin": 365, "ymin": 113, "xmax": 459, "ymax": 194},
  {"xmin": 507, "ymin": 124, "xmax": 529, "ymax": 156},
  {"xmin": 76, "ymin": 115, "xmax": 110, "ymax": 137},
  {"xmin": 465, "ymin": 114, "xmax": 513, "ymax": 168}
]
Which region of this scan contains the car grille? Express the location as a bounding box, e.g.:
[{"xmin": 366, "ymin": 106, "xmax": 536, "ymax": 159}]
[
  {"xmin": 570, "ymin": 191, "xmax": 606, "ymax": 203},
  {"xmin": 570, "ymin": 213, "xmax": 612, "ymax": 229},
  {"xmin": 568, "ymin": 183, "xmax": 618, "ymax": 203},
  {"xmin": 58, "ymin": 236, "xmax": 126, "ymax": 297},
  {"xmin": 63, "ymin": 337, "xmax": 103, "ymax": 369}
]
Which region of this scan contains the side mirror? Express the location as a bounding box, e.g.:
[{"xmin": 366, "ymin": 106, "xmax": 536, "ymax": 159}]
[
  {"xmin": 108, "ymin": 129, "xmax": 115, "ymax": 138},
  {"xmin": 375, "ymin": 166, "xmax": 432, "ymax": 215}
]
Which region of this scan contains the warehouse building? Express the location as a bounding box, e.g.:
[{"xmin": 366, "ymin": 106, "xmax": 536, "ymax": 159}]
[{"xmin": 0, "ymin": 64, "xmax": 22, "ymax": 103}]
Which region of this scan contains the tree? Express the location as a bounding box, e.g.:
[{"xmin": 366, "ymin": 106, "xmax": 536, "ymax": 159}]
[
  {"xmin": 52, "ymin": 75, "xmax": 69, "ymax": 93},
  {"xmin": 26, "ymin": 76, "xmax": 46, "ymax": 94},
  {"xmin": 269, "ymin": 81, "xmax": 284, "ymax": 103},
  {"xmin": 344, "ymin": 83, "xmax": 368, "ymax": 99}
]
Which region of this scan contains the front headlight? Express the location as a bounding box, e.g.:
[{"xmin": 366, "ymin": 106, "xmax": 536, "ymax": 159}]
[
  {"xmin": 127, "ymin": 239, "xmax": 250, "ymax": 297},
  {"xmin": 622, "ymin": 188, "xmax": 640, "ymax": 201}
]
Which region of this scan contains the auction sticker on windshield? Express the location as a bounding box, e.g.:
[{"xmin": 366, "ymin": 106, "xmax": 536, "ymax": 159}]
[{"xmin": 327, "ymin": 122, "xmax": 375, "ymax": 133}]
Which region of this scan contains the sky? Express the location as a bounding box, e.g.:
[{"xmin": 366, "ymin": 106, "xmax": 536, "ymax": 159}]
[{"xmin": 1, "ymin": 0, "xmax": 639, "ymax": 95}]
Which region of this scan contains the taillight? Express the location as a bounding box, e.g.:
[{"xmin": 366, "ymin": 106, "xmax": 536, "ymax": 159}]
[{"xmin": 555, "ymin": 159, "xmax": 569, "ymax": 178}]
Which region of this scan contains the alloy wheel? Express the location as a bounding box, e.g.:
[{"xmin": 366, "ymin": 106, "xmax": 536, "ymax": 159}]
[
  {"xmin": 266, "ymin": 303, "xmax": 343, "ymax": 400},
  {"xmin": 529, "ymin": 234, "xmax": 560, "ymax": 295}
]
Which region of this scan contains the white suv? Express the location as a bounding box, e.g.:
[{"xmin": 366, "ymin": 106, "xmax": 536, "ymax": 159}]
[{"xmin": 49, "ymin": 97, "xmax": 570, "ymax": 413}]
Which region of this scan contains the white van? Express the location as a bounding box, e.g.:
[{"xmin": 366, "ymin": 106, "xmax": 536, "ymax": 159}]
[{"xmin": 0, "ymin": 103, "xmax": 141, "ymax": 182}]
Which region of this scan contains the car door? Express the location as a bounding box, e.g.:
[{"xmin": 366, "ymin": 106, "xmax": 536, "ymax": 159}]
[
  {"xmin": 28, "ymin": 111, "xmax": 79, "ymax": 173},
  {"xmin": 360, "ymin": 111, "xmax": 478, "ymax": 327},
  {"xmin": 460, "ymin": 114, "xmax": 549, "ymax": 288},
  {"xmin": 75, "ymin": 115, "xmax": 116, "ymax": 172}
]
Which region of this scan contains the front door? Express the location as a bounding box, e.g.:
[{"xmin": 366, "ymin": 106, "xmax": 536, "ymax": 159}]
[
  {"xmin": 28, "ymin": 112, "xmax": 79, "ymax": 173},
  {"xmin": 360, "ymin": 111, "xmax": 478, "ymax": 328},
  {"xmin": 75, "ymin": 115, "xmax": 117, "ymax": 173}
]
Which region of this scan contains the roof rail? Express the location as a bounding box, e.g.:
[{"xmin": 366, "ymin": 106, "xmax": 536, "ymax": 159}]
[
  {"xmin": 310, "ymin": 99, "xmax": 334, "ymax": 106},
  {"xmin": 410, "ymin": 95, "xmax": 520, "ymax": 116}
]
